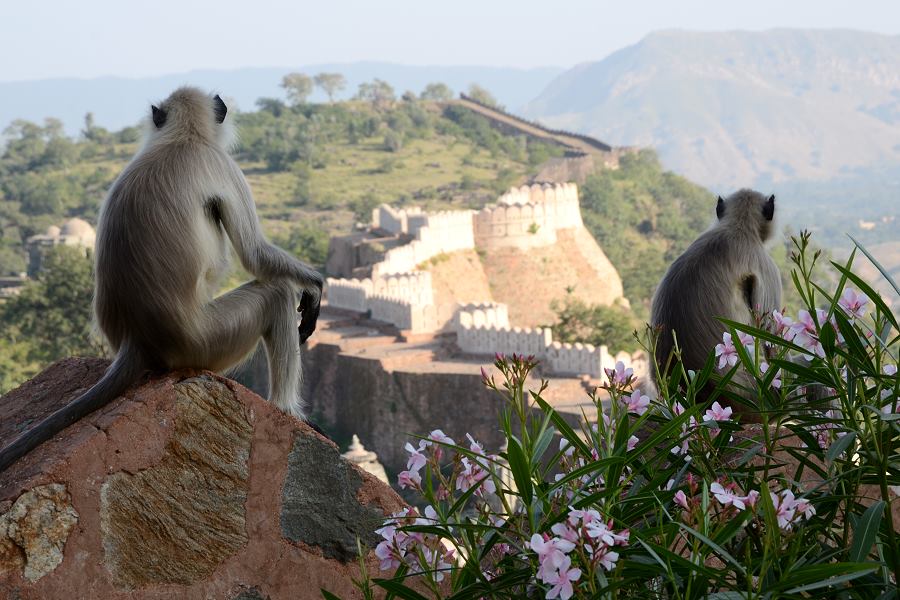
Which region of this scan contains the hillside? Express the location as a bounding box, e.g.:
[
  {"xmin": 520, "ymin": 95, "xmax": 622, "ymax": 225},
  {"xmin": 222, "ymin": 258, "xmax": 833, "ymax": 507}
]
[
  {"xmin": 0, "ymin": 95, "xmax": 711, "ymax": 392},
  {"xmin": 523, "ymin": 29, "xmax": 900, "ymax": 250},
  {"xmin": 0, "ymin": 63, "xmax": 563, "ymax": 135}
]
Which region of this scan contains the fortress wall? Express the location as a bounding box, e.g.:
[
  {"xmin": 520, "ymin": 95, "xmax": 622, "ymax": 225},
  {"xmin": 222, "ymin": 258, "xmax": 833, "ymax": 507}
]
[
  {"xmin": 474, "ymin": 183, "xmax": 583, "ymax": 250},
  {"xmin": 454, "ymin": 302, "xmax": 643, "ymax": 378},
  {"xmin": 369, "ymin": 295, "xmax": 440, "ymax": 333},
  {"xmin": 456, "ymin": 303, "xmax": 510, "ymax": 330},
  {"xmin": 373, "ymin": 209, "xmax": 475, "ymax": 277},
  {"xmin": 325, "ymin": 278, "xmax": 373, "ymax": 313},
  {"xmin": 372, "ymin": 271, "xmax": 434, "ymax": 306},
  {"xmin": 456, "ymin": 323, "xmax": 553, "ymax": 358},
  {"xmin": 372, "ymin": 204, "xmax": 424, "ymax": 235}
]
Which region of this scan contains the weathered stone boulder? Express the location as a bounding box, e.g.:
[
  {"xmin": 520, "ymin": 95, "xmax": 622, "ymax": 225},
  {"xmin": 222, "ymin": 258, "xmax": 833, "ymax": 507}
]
[{"xmin": 0, "ymin": 358, "xmax": 403, "ymax": 599}]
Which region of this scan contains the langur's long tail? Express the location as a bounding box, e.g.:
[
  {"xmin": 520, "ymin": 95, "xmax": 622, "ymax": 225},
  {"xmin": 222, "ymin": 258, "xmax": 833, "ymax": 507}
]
[{"xmin": 0, "ymin": 345, "xmax": 146, "ymax": 473}]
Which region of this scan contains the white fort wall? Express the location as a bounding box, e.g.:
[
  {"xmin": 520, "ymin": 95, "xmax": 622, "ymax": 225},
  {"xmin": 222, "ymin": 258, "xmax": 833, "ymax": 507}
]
[
  {"xmin": 473, "ymin": 183, "xmax": 583, "ymax": 250},
  {"xmin": 454, "ymin": 303, "xmax": 647, "ymax": 380},
  {"xmin": 373, "ymin": 209, "xmax": 476, "ymax": 278}
]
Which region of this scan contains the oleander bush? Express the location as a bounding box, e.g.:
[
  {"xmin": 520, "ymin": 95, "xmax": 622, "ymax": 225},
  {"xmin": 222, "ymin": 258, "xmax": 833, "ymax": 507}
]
[{"xmin": 333, "ymin": 233, "xmax": 899, "ymax": 600}]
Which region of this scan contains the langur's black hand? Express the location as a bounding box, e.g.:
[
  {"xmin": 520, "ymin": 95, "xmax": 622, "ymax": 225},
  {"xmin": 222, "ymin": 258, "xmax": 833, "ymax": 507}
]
[{"xmin": 297, "ymin": 290, "xmax": 321, "ymax": 345}]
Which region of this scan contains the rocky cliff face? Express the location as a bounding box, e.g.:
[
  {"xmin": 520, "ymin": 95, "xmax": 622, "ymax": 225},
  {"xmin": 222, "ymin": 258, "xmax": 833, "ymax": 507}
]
[{"xmin": 0, "ymin": 358, "xmax": 403, "ymax": 599}]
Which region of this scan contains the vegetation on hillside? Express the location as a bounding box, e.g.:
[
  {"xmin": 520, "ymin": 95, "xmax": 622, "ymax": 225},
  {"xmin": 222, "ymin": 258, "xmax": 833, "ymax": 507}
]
[{"xmin": 0, "ymin": 80, "xmax": 720, "ymax": 391}]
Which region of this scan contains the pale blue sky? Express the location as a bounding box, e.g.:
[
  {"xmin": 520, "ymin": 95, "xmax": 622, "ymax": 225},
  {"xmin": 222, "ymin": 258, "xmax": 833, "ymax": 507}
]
[{"xmin": 1, "ymin": 0, "xmax": 898, "ymax": 82}]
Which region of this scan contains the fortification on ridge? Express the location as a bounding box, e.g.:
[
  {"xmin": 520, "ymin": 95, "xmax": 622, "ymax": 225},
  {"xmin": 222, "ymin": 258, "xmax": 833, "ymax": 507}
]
[{"xmin": 324, "ymin": 182, "xmax": 644, "ymax": 380}]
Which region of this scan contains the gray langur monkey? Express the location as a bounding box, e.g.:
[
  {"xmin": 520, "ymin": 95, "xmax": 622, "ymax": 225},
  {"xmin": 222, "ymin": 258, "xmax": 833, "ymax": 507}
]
[
  {"xmin": 0, "ymin": 87, "xmax": 323, "ymax": 472},
  {"xmin": 650, "ymin": 189, "xmax": 781, "ymax": 400}
]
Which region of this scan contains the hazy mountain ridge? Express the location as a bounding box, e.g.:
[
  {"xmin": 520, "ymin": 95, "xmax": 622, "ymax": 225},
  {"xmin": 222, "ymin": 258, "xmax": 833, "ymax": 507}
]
[
  {"xmin": 0, "ymin": 63, "xmax": 563, "ymax": 135},
  {"xmin": 523, "ymin": 29, "xmax": 900, "ymax": 192}
]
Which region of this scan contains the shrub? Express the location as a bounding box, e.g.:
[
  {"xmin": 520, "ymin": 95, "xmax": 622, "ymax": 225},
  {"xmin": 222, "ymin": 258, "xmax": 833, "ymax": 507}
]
[{"xmin": 341, "ymin": 233, "xmax": 900, "ymax": 599}]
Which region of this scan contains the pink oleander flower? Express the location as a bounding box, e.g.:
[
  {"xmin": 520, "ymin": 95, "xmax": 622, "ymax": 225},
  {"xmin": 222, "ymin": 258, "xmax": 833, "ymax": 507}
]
[
  {"xmin": 375, "ymin": 539, "xmax": 402, "ymax": 570},
  {"xmin": 623, "ymin": 389, "xmax": 651, "ymax": 415},
  {"xmin": 397, "ymin": 469, "xmax": 421, "ymax": 489},
  {"xmin": 551, "ymin": 521, "xmax": 579, "ymax": 544},
  {"xmin": 404, "ymin": 441, "xmax": 427, "ymax": 471},
  {"xmin": 560, "ymin": 438, "xmax": 576, "ymax": 457},
  {"xmin": 466, "ymin": 433, "xmax": 485, "ymax": 455},
  {"xmin": 791, "ymin": 310, "xmax": 825, "ymax": 358},
  {"xmin": 627, "ymin": 435, "xmax": 639, "ymax": 451},
  {"xmin": 674, "ymin": 489, "xmax": 690, "ymax": 510},
  {"xmin": 420, "ymin": 546, "xmax": 453, "ymax": 582},
  {"xmin": 885, "ymin": 364, "xmax": 898, "ymax": 376},
  {"xmin": 710, "ymin": 482, "xmax": 752, "ymax": 511},
  {"xmin": 595, "ymin": 547, "xmax": 620, "ymax": 571},
  {"xmin": 772, "ymin": 489, "xmax": 798, "ymax": 529},
  {"xmin": 760, "ymin": 362, "xmax": 782, "ymax": 388},
  {"xmin": 605, "ymin": 360, "xmax": 633, "ymax": 386},
  {"xmin": 530, "ymin": 534, "xmax": 575, "ymax": 581},
  {"xmin": 714, "ymin": 332, "xmax": 739, "ymax": 369},
  {"xmin": 428, "ymin": 429, "xmax": 455, "ymax": 445},
  {"xmin": 544, "ymin": 556, "xmax": 581, "ymax": 600},
  {"xmin": 567, "ymin": 507, "xmax": 602, "ymax": 527},
  {"xmin": 838, "ymin": 287, "xmax": 869, "ymax": 320},
  {"xmin": 737, "ymin": 331, "xmax": 755, "ymax": 351},
  {"xmin": 704, "ymin": 401, "xmax": 733, "ymax": 422},
  {"xmin": 773, "ymin": 310, "xmax": 795, "ymax": 340}
]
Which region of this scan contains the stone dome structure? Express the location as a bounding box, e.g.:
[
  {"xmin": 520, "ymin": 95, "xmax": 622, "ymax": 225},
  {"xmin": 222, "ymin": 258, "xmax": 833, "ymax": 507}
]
[{"xmin": 59, "ymin": 218, "xmax": 96, "ymax": 246}]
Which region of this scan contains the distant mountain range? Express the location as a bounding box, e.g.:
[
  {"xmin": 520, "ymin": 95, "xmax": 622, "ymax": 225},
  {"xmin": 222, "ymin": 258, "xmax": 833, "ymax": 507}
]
[
  {"xmin": 524, "ymin": 29, "xmax": 900, "ymax": 191},
  {"xmin": 522, "ymin": 29, "xmax": 900, "ymax": 252},
  {"xmin": 0, "ymin": 63, "xmax": 563, "ymax": 135}
]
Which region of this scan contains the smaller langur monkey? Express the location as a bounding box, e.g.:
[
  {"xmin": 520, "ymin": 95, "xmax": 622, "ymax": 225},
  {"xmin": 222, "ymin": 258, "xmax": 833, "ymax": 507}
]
[
  {"xmin": 650, "ymin": 189, "xmax": 781, "ymax": 399},
  {"xmin": 0, "ymin": 87, "xmax": 323, "ymax": 472}
]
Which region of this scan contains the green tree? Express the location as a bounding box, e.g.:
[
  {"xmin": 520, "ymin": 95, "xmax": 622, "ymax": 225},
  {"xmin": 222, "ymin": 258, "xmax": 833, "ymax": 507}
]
[
  {"xmin": 467, "ymin": 83, "xmax": 501, "ymax": 109},
  {"xmin": 281, "ymin": 73, "xmax": 314, "ymax": 106},
  {"xmin": 551, "ymin": 291, "xmax": 639, "ymax": 351},
  {"xmin": 0, "ymin": 245, "xmax": 105, "ymax": 392},
  {"xmin": 421, "ymin": 82, "xmax": 453, "ymax": 101},
  {"xmin": 313, "ymin": 72, "xmax": 346, "ymax": 103},
  {"xmin": 356, "ymin": 79, "xmax": 395, "ymax": 110}
]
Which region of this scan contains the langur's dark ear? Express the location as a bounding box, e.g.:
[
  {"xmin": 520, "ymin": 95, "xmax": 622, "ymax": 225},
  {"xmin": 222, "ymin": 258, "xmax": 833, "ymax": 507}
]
[
  {"xmin": 213, "ymin": 95, "xmax": 227, "ymax": 124},
  {"xmin": 763, "ymin": 194, "xmax": 775, "ymax": 221},
  {"xmin": 716, "ymin": 196, "xmax": 725, "ymax": 220},
  {"xmin": 151, "ymin": 105, "xmax": 167, "ymax": 129}
]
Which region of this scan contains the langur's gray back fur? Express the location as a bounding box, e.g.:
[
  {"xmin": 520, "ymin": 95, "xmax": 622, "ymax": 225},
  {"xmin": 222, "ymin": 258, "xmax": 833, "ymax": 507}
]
[
  {"xmin": 0, "ymin": 87, "xmax": 323, "ymax": 472},
  {"xmin": 651, "ymin": 189, "xmax": 781, "ymax": 385}
]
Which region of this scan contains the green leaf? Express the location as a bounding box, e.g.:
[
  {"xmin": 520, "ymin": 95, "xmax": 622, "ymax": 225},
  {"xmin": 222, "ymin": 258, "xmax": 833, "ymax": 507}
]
[
  {"xmin": 826, "ymin": 431, "xmax": 857, "ymax": 462},
  {"xmin": 373, "ymin": 578, "xmax": 431, "ymax": 600},
  {"xmin": 505, "ymin": 436, "xmax": 533, "ymax": 505},
  {"xmin": 781, "ymin": 564, "xmax": 878, "ymax": 593},
  {"xmin": 677, "ymin": 523, "xmax": 746, "ymax": 576},
  {"xmin": 849, "ymin": 500, "xmax": 885, "ymax": 562},
  {"xmin": 850, "ymin": 235, "xmax": 900, "ymax": 298},
  {"xmin": 321, "ymin": 590, "xmax": 343, "ymax": 600}
]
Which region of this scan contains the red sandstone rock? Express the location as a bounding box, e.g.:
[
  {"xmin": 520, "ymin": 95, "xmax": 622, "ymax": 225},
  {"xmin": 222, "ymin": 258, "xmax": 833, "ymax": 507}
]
[{"xmin": 0, "ymin": 358, "xmax": 403, "ymax": 600}]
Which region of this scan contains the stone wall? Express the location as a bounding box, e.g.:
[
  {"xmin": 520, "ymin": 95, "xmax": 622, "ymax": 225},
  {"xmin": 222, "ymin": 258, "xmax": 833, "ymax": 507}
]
[
  {"xmin": 0, "ymin": 359, "xmax": 404, "ymax": 600},
  {"xmin": 454, "ymin": 304, "xmax": 647, "ymax": 380},
  {"xmin": 473, "ymin": 183, "xmax": 583, "ymax": 250},
  {"xmin": 372, "ymin": 210, "xmax": 475, "ymax": 277}
]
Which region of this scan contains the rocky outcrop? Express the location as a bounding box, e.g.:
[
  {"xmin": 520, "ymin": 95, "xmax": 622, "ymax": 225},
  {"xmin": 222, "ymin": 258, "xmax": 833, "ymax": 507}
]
[{"xmin": 0, "ymin": 358, "xmax": 403, "ymax": 600}]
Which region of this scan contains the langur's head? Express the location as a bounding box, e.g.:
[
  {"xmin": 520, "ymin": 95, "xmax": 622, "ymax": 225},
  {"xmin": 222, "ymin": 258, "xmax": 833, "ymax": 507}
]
[
  {"xmin": 145, "ymin": 87, "xmax": 235, "ymax": 149},
  {"xmin": 715, "ymin": 189, "xmax": 777, "ymax": 243}
]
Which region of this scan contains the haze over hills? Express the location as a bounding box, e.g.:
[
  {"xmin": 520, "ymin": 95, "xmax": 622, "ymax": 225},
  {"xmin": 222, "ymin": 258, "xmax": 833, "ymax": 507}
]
[
  {"xmin": 523, "ymin": 29, "xmax": 900, "ymax": 251},
  {"xmin": 0, "ymin": 63, "xmax": 563, "ymax": 136}
]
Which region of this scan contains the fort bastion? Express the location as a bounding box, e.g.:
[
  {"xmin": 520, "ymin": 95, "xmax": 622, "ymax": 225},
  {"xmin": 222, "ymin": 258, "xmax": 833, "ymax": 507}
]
[{"xmin": 324, "ymin": 182, "xmax": 641, "ymax": 381}]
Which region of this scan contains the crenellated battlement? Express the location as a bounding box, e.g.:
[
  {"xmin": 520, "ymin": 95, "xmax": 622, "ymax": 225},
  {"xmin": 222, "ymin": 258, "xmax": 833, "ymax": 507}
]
[
  {"xmin": 473, "ymin": 182, "xmax": 583, "ymax": 250},
  {"xmin": 453, "ymin": 303, "xmax": 646, "ymax": 380}
]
